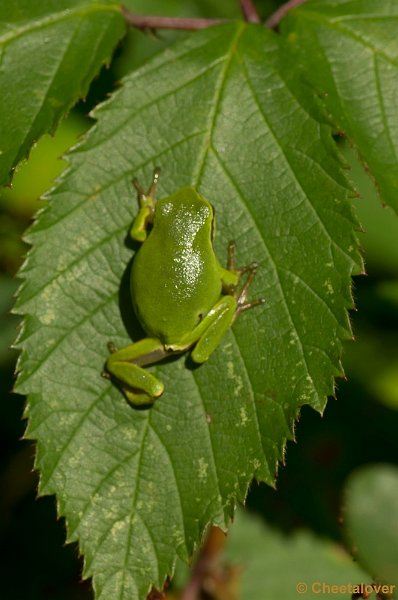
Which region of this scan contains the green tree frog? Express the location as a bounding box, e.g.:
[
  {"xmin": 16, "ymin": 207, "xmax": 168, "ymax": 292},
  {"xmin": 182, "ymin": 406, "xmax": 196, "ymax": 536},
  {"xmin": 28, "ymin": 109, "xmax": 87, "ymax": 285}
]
[{"xmin": 105, "ymin": 167, "xmax": 264, "ymax": 405}]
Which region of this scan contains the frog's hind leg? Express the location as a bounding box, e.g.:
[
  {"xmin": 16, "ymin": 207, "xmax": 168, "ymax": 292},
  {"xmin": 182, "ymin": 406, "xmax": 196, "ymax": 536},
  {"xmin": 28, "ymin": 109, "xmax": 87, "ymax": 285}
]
[
  {"xmin": 190, "ymin": 246, "xmax": 265, "ymax": 364},
  {"xmin": 110, "ymin": 361, "xmax": 163, "ymax": 406},
  {"xmin": 191, "ymin": 296, "xmax": 237, "ymax": 364},
  {"xmin": 105, "ymin": 338, "xmax": 167, "ymax": 405}
]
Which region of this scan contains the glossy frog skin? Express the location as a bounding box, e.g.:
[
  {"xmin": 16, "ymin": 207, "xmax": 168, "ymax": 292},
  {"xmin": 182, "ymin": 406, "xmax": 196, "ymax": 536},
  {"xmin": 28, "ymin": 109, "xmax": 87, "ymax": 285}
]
[{"xmin": 105, "ymin": 168, "xmax": 264, "ymax": 405}]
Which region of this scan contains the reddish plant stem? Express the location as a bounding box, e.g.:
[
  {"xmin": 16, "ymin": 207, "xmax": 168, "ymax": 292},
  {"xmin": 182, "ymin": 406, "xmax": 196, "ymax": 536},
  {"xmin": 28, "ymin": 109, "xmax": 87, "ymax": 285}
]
[
  {"xmin": 122, "ymin": 0, "xmax": 308, "ymax": 32},
  {"xmin": 239, "ymin": 0, "xmax": 261, "ymax": 23},
  {"xmin": 179, "ymin": 526, "xmax": 226, "ymax": 600},
  {"xmin": 265, "ymin": 0, "xmax": 308, "ymax": 29},
  {"xmin": 121, "ymin": 7, "xmax": 226, "ymax": 31}
]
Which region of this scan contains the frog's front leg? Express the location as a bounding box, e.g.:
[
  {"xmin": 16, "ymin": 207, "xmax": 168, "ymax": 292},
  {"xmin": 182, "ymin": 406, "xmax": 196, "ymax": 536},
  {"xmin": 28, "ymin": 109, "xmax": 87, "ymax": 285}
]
[
  {"xmin": 129, "ymin": 167, "xmax": 161, "ymax": 242},
  {"xmin": 105, "ymin": 338, "xmax": 168, "ymax": 405}
]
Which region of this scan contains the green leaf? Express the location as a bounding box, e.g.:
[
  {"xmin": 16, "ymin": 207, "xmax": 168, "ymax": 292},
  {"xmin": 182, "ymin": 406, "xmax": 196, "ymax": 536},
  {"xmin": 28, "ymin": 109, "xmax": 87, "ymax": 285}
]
[
  {"xmin": 281, "ymin": 0, "xmax": 398, "ymax": 213},
  {"xmin": 15, "ymin": 23, "xmax": 361, "ymax": 600},
  {"xmin": 340, "ymin": 142, "xmax": 398, "ymax": 277},
  {"xmin": 344, "ymin": 465, "xmax": 398, "ymax": 596},
  {"xmin": 0, "ymin": 0, "xmax": 125, "ymax": 186},
  {"xmin": 225, "ymin": 511, "xmax": 370, "ymax": 599}
]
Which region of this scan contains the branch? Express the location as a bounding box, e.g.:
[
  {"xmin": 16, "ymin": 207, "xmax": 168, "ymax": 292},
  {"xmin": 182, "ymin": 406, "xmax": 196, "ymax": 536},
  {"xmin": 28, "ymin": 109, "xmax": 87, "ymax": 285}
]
[
  {"xmin": 122, "ymin": 7, "xmax": 227, "ymax": 32},
  {"xmin": 179, "ymin": 527, "xmax": 227, "ymax": 600},
  {"xmin": 240, "ymin": 0, "xmax": 261, "ymax": 23},
  {"xmin": 123, "ymin": 0, "xmax": 308, "ymax": 33},
  {"xmin": 265, "ymin": 0, "xmax": 308, "ymax": 29}
]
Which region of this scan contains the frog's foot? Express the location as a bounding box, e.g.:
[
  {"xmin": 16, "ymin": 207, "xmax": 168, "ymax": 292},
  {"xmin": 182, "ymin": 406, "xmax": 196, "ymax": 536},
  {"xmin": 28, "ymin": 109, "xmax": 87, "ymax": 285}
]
[
  {"xmin": 235, "ymin": 262, "xmax": 266, "ymax": 315},
  {"xmin": 130, "ymin": 168, "xmax": 161, "ymax": 242},
  {"xmin": 123, "ymin": 385, "xmax": 162, "ymax": 407},
  {"xmin": 132, "ymin": 166, "xmax": 161, "ymax": 201},
  {"xmin": 225, "ymin": 241, "xmax": 265, "ymax": 313},
  {"xmin": 107, "ymin": 359, "xmax": 164, "ymax": 406},
  {"xmin": 105, "ymin": 338, "xmax": 167, "ymax": 406}
]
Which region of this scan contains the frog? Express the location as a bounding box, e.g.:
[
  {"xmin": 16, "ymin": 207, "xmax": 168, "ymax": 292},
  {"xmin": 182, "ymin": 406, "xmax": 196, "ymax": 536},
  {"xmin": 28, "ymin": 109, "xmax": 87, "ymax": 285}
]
[{"xmin": 105, "ymin": 167, "xmax": 264, "ymax": 405}]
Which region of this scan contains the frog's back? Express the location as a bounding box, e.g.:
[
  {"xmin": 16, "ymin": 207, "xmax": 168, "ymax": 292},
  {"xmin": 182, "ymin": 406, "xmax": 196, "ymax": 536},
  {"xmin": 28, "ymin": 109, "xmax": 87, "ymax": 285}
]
[{"xmin": 131, "ymin": 187, "xmax": 222, "ymax": 343}]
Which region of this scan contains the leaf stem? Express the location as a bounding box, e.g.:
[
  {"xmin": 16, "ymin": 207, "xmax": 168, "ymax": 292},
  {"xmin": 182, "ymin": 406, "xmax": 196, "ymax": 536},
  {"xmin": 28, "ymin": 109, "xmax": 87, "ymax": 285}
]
[
  {"xmin": 239, "ymin": 0, "xmax": 261, "ymax": 23},
  {"xmin": 122, "ymin": 0, "xmax": 307, "ymax": 33},
  {"xmin": 121, "ymin": 7, "xmax": 227, "ymax": 31},
  {"xmin": 179, "ymin": 526, "xmax": 227, "ymax": 600},
  {"xmin": 265, "ymin": 0, "xmax": 308, "ymax": 29}
]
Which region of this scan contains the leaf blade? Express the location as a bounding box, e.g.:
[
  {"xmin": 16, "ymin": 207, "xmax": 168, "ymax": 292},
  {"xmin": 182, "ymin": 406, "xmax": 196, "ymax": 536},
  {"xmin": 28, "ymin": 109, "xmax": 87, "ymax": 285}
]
[
  {"xmin": 281, "ymin": 0, "xmax": 398, "ymax": 212},
  {"xmin": 0, "ymin": 0, "xmax": 125, "ymax": 186},
  {"xmin": 226, "ymin": 510, "xmax": 370, "ymax": 599},
  {"xmin": 15, "ymin": 23, "xmax": 361, "ymax": 600}
]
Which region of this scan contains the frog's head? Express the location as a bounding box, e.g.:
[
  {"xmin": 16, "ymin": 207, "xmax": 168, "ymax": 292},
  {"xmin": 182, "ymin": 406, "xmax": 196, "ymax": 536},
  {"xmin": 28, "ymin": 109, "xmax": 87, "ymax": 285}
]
[{"xmin": 156, "ymin": 187, "xmax": 215, "ymax": 245}]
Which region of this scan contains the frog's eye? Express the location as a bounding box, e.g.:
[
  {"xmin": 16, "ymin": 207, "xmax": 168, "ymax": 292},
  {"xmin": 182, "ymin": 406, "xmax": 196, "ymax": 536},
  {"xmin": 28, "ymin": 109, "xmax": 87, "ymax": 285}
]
[{"xmin": 210, "ymin": 203, "xmax": 216, "ymax": 241}]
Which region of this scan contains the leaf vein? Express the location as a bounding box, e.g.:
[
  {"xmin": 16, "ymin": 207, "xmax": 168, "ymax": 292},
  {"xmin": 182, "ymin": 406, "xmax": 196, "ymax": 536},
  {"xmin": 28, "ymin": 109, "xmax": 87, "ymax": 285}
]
[
  {"xmin": 210, "ymin": 147, "xmax": 318, "ymax": 400},
  {"xmin": 240, "ymin": 57, "xmax": 354, "ymax": 265},
  {"xmin": 278, "ymin": 265, "xmax": 341, "ymax": 325},
  {"xmin": 298, "ymin": 10, "xmax": 398, "ymax": 67}
]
